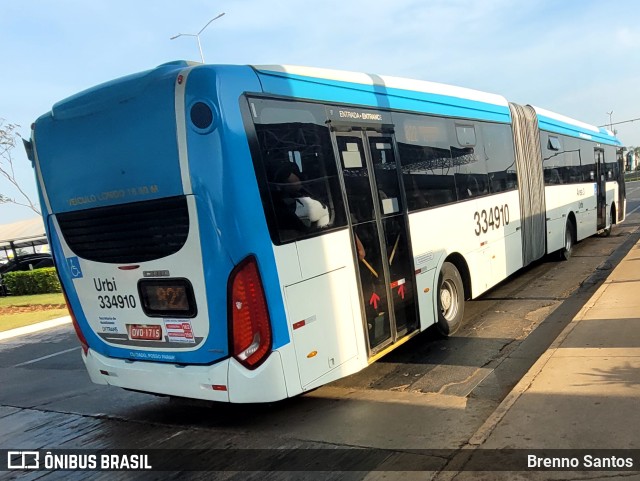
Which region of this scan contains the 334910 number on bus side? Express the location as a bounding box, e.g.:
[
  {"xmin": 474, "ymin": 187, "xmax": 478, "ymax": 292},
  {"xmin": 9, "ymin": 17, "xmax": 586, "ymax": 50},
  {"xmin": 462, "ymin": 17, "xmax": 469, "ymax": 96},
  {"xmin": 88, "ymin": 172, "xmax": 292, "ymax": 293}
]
[{"xmin": 473, "ymin": 204, "xmax": 510, "ymax": 236}]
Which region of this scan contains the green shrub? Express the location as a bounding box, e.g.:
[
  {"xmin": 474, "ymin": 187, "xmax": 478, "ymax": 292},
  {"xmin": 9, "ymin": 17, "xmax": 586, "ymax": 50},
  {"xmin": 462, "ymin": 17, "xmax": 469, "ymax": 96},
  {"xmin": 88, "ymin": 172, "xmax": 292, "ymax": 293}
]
[{"xmin": 2, "ymin": 268, "xmax": 62, "ymax": 295}]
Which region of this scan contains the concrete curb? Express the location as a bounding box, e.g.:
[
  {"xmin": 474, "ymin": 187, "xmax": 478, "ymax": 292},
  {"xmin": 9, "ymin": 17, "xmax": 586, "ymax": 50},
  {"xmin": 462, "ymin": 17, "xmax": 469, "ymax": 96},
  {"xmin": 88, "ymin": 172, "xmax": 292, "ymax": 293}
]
[
  {"xmin": 0, "ymin": 315, "xmax": 71, "ymax": 341},
  {"xmin": 466, "ymin": 224, "xmax": 640, "ymax": 449},
  {"xmin": 430, "ymin": 283, "xmax": 612, "ymax": 481},
  {"xmin": 468, "ymin": 278, "xmax": 609, "ymax": 446},
  {"xmin": 431, "ymin": 225, "xmax": 640, "ymax": 480}
]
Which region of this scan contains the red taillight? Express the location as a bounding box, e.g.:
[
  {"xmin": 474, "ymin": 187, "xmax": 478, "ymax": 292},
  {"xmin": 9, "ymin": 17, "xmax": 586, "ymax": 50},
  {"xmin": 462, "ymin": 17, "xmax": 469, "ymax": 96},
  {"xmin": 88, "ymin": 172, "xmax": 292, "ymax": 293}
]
[
  {"xmin": 62, "ymin": 288, "xmax": 89, "ymax": 355},
  {"xmin": 228, "ymin": 256, "xmax": 272, "ymax": 370}
]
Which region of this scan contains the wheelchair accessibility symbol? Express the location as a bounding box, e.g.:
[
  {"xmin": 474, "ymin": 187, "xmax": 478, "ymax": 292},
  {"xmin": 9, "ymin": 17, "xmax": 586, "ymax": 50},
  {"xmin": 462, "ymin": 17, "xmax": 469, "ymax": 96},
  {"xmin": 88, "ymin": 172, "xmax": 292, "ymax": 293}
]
[{"xmin": 67, "ymin": 257, "xmax": 83, "ymax": 279}]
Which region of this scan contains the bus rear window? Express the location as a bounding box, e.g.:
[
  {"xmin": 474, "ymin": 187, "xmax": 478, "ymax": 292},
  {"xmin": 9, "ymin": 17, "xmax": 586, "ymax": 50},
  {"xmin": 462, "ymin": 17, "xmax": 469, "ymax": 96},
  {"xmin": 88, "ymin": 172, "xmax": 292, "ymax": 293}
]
[
  {"xmin": 57, "ymin": 196, "xmax": 189, "ymax": 264},
  {"xmin": 247, "ymin": 98, "xmax": 347, "ymax": 244}
]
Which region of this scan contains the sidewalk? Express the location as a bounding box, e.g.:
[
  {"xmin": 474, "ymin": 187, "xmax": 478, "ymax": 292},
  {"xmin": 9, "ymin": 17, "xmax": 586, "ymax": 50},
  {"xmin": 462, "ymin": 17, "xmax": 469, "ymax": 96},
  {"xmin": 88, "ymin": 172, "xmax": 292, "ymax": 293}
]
[
  {"xmin": 438, "ymin": 237, "xmax": 640, "ymax": 479},
  {"xmin": 0, "ymin": 315, "xmax": 71, "ymax": 341}
]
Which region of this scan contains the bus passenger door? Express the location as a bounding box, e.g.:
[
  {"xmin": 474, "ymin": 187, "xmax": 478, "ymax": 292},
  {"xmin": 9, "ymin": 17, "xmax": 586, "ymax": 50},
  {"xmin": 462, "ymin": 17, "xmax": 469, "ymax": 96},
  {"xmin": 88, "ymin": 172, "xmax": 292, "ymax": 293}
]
[
  {"xmin": 595, "ymin": 148, "xmax": 607, "ymax": 230},
  {"xmin": 616, "ymin": 148, "xmax": 626, "ymax": 222},
  {"xmin": 333, "ymin": 131, "xmax": 417, "ymax": 355}
]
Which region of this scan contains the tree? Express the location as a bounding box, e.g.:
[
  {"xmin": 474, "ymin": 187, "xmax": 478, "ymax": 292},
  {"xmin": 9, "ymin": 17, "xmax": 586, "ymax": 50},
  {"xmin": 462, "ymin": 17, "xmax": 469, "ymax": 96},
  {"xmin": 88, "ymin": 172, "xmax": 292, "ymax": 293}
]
[{"xmin": 0, "ymin": 119, "xmax": 41, "ymax": 215}]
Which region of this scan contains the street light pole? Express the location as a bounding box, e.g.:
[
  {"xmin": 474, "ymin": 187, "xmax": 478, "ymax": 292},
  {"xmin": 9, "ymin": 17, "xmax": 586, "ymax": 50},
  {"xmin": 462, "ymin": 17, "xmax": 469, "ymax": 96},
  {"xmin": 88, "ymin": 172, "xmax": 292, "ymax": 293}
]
[
  {"xmin": 606, "ymin": 110, "xmax": 614, "ymax": 132},
  {"xmin": 170, "ymin": 13, "xmax": 226, "ymax": 63}
]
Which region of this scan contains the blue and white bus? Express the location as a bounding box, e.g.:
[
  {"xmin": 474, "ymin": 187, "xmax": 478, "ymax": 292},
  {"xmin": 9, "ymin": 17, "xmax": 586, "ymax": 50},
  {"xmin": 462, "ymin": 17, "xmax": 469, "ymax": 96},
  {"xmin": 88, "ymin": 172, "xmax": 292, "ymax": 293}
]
[{"xmin": 27, "ymin": 61, "xmax": 625, "ymax": 403}]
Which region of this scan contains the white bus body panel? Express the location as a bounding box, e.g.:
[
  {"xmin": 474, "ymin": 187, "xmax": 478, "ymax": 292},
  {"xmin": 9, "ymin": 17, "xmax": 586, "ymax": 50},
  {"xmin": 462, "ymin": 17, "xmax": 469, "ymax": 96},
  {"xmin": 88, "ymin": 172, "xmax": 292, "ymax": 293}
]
[
  {"xmin": 84, "ymin": 348, "xmax": 290, "ymax": 403},
  {"xmin": 544, "ymin": 183, "xmax": 596, "ymax": 251},
  {"xmin": 228, "ymin": 354, "xmax": 288, "ymax": 403},
  {"xmin": 285, "ymin": 269, "xmax": 358, "ymax": 388},
  {"xmin": 408, "ymin": 190, "xmax": 523, "ymax": 331},
  {"xmin": 272, "ymin": 229, "xmax": 368, "ymax": 395}
]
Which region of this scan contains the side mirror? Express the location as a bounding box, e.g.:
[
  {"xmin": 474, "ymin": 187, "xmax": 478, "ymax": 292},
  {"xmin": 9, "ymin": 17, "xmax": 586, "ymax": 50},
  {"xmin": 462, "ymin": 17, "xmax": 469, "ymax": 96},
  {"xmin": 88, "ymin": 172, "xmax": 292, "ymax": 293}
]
[{"xmin": 23, "ymin": 138, "xmax": 35, "ymax": 163}]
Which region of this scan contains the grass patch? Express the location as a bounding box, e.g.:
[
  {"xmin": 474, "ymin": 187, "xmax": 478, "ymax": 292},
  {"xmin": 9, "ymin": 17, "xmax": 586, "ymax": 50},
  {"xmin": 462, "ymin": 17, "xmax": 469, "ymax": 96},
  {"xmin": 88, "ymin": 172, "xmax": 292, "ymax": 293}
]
[
  {"xmin": 0, "ymin": 293, "xmax": 68, "ymax": 332},
  {"xmin": 0, "ymin": 293, "xmax": 65, "ymax": 308},
  {"xmin": 1, "ymin": 309, "xmax": 69, "ymax": 332}
]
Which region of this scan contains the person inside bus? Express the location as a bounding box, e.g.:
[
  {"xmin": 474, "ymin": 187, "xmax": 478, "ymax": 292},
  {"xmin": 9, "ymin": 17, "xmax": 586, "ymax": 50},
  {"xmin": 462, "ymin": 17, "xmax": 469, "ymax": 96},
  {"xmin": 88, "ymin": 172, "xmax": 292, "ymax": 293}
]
[
  {"xmin": 267, "ymin": 155, "xmax": 329, "ymax": 234},
  {"xmin": 267, "ymin": 157, "xmax": 307, "ymax": 233}
]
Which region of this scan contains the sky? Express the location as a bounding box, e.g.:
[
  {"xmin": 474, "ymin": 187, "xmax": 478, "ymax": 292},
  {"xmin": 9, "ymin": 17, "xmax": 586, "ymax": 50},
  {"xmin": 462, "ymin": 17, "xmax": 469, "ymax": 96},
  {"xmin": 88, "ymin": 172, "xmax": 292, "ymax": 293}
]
[{"xmin": 1, "ymin": 0, "xmax": 639, "ymax": 224}]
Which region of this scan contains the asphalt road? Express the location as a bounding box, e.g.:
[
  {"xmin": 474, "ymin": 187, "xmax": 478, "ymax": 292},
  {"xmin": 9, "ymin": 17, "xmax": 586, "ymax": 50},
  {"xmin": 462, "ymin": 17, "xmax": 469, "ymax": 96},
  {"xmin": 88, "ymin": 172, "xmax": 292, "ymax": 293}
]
[{"xmin": 2, "ymin": 181, "xmax": 640, "ymax": 479}]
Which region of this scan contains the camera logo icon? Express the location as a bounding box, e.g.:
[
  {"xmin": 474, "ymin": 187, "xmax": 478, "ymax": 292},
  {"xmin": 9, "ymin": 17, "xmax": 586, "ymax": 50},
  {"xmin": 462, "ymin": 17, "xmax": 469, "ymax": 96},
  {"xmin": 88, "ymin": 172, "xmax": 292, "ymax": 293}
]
[{"xmin": 7, "ymin": 451, "xmax": 39, "ymax": 469}]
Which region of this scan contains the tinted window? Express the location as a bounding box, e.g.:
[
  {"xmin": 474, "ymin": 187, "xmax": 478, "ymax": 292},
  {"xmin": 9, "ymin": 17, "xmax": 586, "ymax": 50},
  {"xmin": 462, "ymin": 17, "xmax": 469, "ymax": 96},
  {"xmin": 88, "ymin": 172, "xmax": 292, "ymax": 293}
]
[
  {"xmin": 369, "ymin": 138, "xmax": 403, "ymax": 216},
  {"xmin": 451, "ymin": 122, "xmax": 489, "ymax": 200},
  {"xmin": 542, "ymin": 133, "xmax": 564, "ymax": 184},
  {"xmin": 605, "ymin": 145, "xmax": 618, "ymax": 181},
  {"xmin": 542, "ymin": 132, "xmax": 584, "ymax": 185},
  {"xmin": 580, "ymin": 139, "xmax": 596, "ymax": 182},
  {"xmin": 396, "ymin": 114, "xmax": 457, "ymax": 210},
  {"xmin": 481, "ymin": 123, "xmax": 518, "ymax": 193},
  {"xmin": 562, "ymin": 136, "xmax": 585, "ymax": 183},
  {"xmin": 248, "ymin": 98, "xmax": 347, "ymax": 244},
  {"xmin": 335, "ymin": 136, "xmax": 375, "ymax": 224},
  {"xmin": 542, "ymin": 134, "xmax": 612, "ymax": 185}
]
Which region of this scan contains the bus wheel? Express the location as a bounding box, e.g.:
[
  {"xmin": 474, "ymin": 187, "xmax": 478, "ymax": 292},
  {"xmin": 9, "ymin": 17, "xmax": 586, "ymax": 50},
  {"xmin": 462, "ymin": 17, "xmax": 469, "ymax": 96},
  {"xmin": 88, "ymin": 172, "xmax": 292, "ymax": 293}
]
[
  {"xmin": 559, "ymin": 219, "xmax": 575, "ymax": 261},
  {"xmin": 436, "ymin": 262, "xmax": 465, "ymax": 336},
  {"xmin": 601, "ymin": 206, "xmax": 615, "ymax": 237}
]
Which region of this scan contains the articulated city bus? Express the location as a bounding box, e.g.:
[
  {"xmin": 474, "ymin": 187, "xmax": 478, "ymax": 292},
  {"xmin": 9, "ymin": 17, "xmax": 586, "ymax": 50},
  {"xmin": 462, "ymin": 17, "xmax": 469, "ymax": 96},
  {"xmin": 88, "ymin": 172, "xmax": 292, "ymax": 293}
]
[{"xmin": 27, "ymin": 61, "xmax": 625, "ymax": 402}]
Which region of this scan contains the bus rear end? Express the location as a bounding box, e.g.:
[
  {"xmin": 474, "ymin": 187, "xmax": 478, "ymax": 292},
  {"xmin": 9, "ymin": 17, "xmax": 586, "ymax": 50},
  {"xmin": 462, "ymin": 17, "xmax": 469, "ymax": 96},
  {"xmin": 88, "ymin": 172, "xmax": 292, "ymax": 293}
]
[{"xmin": 30, "ymin": 62, "xmax": 289, "ymax": 402}]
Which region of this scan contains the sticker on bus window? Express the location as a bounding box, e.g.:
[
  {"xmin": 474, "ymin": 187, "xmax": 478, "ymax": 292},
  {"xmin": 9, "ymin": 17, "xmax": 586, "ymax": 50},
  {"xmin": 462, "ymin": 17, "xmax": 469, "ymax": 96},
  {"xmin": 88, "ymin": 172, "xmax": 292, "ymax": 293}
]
[
  {"xmin": 163, "ymin": 319, "xmax": 195, "ymax": 344},
  {"xmin": 382, "ymin": 197, "xmax": 399, "ymax": 215},
  {"xmin": 343, "ymin": 151, "xmax": 363, "ymax": 168}
]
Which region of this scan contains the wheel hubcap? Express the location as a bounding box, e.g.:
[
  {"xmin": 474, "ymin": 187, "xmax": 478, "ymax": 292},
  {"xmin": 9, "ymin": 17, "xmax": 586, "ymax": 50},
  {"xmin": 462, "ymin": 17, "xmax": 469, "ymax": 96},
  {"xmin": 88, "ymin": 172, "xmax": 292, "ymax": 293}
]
[{"xmin": 440, "ymin": 280, "xmax": 458, "ymax": 321}]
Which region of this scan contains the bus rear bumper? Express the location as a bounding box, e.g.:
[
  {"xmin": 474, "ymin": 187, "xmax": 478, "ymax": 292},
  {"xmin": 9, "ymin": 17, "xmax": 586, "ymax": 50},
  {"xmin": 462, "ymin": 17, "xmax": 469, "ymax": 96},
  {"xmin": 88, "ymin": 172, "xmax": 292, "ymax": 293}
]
[{"xmin": 83, "ymin": 349, "xmax": 288, "ymax": 403}]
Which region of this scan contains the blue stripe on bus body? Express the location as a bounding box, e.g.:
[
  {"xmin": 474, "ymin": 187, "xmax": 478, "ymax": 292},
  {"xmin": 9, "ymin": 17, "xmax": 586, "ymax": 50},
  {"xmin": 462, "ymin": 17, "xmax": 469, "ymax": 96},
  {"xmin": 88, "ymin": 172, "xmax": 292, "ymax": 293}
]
[
  {"xmin": 255, "ymin": 70, "xmax": 512, "ymax": 124},
  {"xmin": 182, "ymin": 65, "xmax": 291, "ymax": 351},
  {"xmin": 537, "ymin": 115, "xmax": 621, "ymax": 146}
]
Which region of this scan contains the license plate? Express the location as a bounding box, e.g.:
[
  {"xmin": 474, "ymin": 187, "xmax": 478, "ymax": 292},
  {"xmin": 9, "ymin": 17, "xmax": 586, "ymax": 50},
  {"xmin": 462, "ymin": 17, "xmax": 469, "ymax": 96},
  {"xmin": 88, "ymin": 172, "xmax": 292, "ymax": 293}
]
[{"xmin": 128, "ymin": 324, "xmax": 162, "ymax": 341}]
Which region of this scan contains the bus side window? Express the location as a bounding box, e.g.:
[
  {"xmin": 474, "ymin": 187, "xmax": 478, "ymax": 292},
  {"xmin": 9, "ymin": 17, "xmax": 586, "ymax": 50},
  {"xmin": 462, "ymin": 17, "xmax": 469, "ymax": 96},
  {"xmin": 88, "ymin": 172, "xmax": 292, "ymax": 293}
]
[
  {"xmin": 451, "ymin": 123, "xmax": 490, "ymax": 199},
  {"xmin": 251, "ymin": 98, "xmax": 348, "ymax": 244},
  {"xmin": 482, "ymin": 123, "xmax": 518, "ymax": 193},
  {"xmin": 265, "ymin": 154, "xmax": 309, "ymax": 236},
  {"xmin": 396, "ymin": 113, "xmax": 457, "ymax": 211}
]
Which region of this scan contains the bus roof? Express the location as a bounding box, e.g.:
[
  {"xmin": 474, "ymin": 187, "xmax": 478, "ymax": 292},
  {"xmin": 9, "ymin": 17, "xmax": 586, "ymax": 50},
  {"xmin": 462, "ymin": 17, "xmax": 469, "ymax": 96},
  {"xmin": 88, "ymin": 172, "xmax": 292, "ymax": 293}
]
[
  {"xmin": 533, "ymin": 105, "xmax": 621, "ymax": 146},
  {"xmin": 251, "ymin": 64, "xmax": 511, "ymax": 124},
  {"xmin": 251, "ymin": 65, "xmax": 622, "ymax": 147},
  {"xmin": 253, "ymin": 64, "xmax": 509, "ymax": 107}
]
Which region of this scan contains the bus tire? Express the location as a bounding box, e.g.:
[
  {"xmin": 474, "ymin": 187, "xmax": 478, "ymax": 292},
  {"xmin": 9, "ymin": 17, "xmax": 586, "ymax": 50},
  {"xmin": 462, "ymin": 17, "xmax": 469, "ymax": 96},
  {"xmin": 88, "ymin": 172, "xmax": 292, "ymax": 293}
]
[
  {"xmin": 436, "ymin": 262, "xmax": 465, "ymax": 336},
  {"xmin": 601, "ymin": 206, "xmax": 615, "ymax": 237},
  {"xmin": 559, "ymin": 219, "xmax": 575, "ymax": 261}
]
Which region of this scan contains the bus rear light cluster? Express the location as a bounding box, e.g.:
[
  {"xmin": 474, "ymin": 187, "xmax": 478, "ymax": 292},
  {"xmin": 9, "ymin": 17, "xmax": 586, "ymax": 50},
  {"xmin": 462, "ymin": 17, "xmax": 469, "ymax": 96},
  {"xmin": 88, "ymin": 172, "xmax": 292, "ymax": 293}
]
[{"xmin": 228, "ymin": 256, "xmax": 272, "ymax": 370}]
